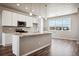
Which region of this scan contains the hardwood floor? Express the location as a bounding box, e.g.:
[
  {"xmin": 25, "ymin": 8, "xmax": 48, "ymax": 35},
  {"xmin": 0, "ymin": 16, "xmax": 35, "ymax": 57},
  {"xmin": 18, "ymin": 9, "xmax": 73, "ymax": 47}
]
[
  {"xmin": 0, "ymin": 45, "xmax": 15, "ymax": 56},
  {"xmin": 0, "ymin": 45, "xmax": 50, "ymax": 56},
  {"xmin": 49, "ymin": 39, "xmax": 79, "ymax": 56},
  {"xmin": 28, "ymin": 39, "xmax": 79, "ymax": 56},
  {"xmin": 28, "ymin": 46, "xmax": 50, "ymax": 56},
  {"xmin": 0, "ymin": 39, "xmax": 79, "ymax": 56}
]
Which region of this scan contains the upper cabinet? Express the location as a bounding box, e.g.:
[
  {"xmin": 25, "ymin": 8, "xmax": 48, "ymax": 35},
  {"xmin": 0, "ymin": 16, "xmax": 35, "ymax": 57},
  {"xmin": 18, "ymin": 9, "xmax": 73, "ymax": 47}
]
[
  {"xmin": 25, "ymin": 16, "xmax": 33, "ymax": 27},
  {"xmin": 2, "ymin": 10, "xmax": 38, "ymax": 27},
  {"xmin": 2, "ymin": 10, "xmax": 26, "ymax": 26},
  {"xmin": 33, "ymin": 17, "xmax": 38, "ymax": 23},
  {"xmin": 12, "ymin": 12, "xmax": 18, "ymax": 26},
  {"xmin": 17, "ymin": 13, "xmax": 26, "ymax": 22},
  {"xmin": 2, "ymin": 10, "xmax": 13, "ymax": 26}
]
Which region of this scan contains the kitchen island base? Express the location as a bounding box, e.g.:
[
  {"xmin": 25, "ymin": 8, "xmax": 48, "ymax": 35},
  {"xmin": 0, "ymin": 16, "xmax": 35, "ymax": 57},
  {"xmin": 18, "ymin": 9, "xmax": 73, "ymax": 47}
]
[{"xmin": 12, "ymin": 33, "xmax": 51, "ymax": 56}]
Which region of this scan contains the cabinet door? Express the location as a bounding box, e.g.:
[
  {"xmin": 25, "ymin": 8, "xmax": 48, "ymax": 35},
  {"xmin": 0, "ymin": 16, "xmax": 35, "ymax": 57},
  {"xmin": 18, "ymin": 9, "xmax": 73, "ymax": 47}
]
[
  {"xmin": 2, "ymin": 33, "xmax": 12, "ymax": 46},
  {"xmin": 12, "ymin": 35, "xmax": 19, "ymax": 56},
  {"xmin": 30, "ymin": 17, "xmax": 33, "ymax": 27},
  {"xmin": 21, "ymin": 15, "xmax": 26, "ymax": 21},
  {"xmin": 26, "ymin": 16, "xmax": 32, "ymax": 27},
  {"xmin": 18, "ymin": 14, "xmax": 26, "ymax": 21},
  {"xmin": 2, "ymin": 11, "xmax": 7, "ymax": 26},
  {"xmin": 33, "ymin": 17, "xmax": 38, "ymax": 23},
  {"xmin": 2, "ymin": 10, "xmax": 12, "ymax": 26},
  {"xmin": 12, "ymin": 12, "xmax": 18, "ymax": 26}
]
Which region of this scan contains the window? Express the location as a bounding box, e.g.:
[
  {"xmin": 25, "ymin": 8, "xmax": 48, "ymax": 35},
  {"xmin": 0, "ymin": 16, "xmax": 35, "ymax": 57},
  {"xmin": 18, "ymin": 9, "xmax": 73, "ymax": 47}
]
[{"xmin": 48, "ymin": 15, "xmax": 71, "ymax": 31}]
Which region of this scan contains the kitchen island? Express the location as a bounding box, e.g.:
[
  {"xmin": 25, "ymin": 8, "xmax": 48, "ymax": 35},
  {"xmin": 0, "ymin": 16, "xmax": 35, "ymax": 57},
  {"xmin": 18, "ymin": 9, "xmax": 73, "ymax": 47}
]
[{"xmin": 12, "ymin": 32, "xmax": 51, "ymax": 56}]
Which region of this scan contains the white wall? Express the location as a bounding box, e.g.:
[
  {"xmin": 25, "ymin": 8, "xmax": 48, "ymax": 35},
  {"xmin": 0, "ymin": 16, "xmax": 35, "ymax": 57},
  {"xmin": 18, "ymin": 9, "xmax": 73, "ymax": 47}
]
[
  {"xmin": 50, "ymin": 13, "xmax": 79, "ymax": 40},
  {"xmin": 38, "ymin": 18, "xmax": 44, "ymax": 33},
  {"xmin": 47, "ymin": 4, "xmax": 78, "ymax": 17},
  {"xmin": 46, "ymin": 4, "xmax": 79, "ymax": 40}
]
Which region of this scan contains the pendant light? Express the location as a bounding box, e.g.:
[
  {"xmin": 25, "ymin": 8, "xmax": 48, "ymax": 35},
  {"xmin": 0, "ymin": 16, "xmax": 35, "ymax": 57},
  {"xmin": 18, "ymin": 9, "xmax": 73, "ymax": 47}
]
[
  {"xmin": 39, "ymin": 16, "xmax": 42, "ymax": 18},
  {"xmin": 38, "ymin": 4, "xmax": 42, "ymax": 19},
  {"xmin": 45, "ymin": 4, "xmax": 47, "ymax": 20},
  {"xmin": 29, "ymin": 12, "xmax": 32, "ymax": 16},
  {"xmin": 29, "ymin": 3, "xmax": 32, "ymax": 16}
]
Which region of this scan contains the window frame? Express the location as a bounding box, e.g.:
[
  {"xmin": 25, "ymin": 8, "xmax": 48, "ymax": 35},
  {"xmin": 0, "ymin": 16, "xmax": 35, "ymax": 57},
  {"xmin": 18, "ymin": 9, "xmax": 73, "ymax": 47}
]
[{"xmin": 48, "ymin": 15, "xmax": 71, "ymax": 31}]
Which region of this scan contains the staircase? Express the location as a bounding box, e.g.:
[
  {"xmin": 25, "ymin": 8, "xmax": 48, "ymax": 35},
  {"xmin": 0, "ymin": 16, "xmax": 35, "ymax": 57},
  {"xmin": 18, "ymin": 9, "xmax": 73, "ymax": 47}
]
[{"xmin": 0, "ymin": 45, "xmax": 15, "ymax": 56}]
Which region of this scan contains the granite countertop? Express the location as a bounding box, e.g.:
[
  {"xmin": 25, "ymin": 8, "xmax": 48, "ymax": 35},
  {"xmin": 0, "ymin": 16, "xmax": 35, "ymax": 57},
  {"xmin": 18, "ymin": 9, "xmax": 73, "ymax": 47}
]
[
  {"xmin": 14, "ymin": 32, "xmax": 52, "ymax": 37},
  {"xmin": 2, "ymin": 32, "xmax": 52, "ymax": 37}
]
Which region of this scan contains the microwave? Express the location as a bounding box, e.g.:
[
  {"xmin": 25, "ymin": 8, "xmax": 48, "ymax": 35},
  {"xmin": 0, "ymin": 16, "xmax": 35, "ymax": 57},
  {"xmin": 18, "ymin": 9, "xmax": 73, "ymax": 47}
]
[{"xmin": 17, "ymin": 21, "xmax": 26, "ymax": 27}]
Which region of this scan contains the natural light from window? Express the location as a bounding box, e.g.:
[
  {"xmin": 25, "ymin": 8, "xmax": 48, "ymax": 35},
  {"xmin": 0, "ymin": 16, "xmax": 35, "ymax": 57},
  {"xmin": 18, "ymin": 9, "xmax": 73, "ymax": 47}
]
[{"xmin": 48, "ymin": 15, "xmax": 71, "ymax": 31}]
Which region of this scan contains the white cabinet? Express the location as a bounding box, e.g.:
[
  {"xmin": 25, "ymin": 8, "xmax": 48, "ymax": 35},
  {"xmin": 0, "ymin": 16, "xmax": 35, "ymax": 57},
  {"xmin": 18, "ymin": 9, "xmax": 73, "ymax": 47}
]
[
  {"xmin": 12, "ymin": 12, "xmax": 18, "ymax": 26},
  {"xmin": 2, "ymin": 10, "xmax": 13, "ymax": 26},
  {"xmin": 12, "ymin": 35, "xmax": 19, "ymax": 56},
  {"xmin": 33, "ymin": 17, "xmax": 38, "ymax": 23},
  {"xmin": 17, "ymin": 14, "xmax": 26, "ymax": 21},
  {"xmin": 2, "ymin": 10, "xmax": 38, "ymax": 27},
  {"xmin": 12, "ymin": 13, "xmax": 26, "ymax": 26},
  {"xmin": 26, "ymin": 16, "xmax": 33, "ymax": 27},
  {"xmin": 2, "ymin": 10, "xmax": 26, "ymax": 26},
  {"xmin": 2, "ymin": 33, "xmax": 12, "ymax": 46},
  {"xmin": 25, "ymin": 16, "xmax": 38, "ymax": 27}
]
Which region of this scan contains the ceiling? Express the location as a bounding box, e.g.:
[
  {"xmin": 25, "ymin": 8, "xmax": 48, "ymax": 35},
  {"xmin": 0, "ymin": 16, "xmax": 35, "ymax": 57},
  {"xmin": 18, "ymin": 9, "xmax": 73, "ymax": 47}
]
[
  {"xmin": 0, "ymin": 3, "xmax": 79, "ymax": 18},
  {"xmin": 0, "ymin": 3, "xmax": 47, "ymax": 18}
]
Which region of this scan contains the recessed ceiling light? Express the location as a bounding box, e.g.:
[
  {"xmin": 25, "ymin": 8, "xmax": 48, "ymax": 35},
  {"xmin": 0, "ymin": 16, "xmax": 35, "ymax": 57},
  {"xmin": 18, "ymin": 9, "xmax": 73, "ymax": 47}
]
[
  {"xmin": 29, "ymin": 12, "xmax": 32, "ymax": 16},
  {"xmin": 39, "ymin": 16, "xmax": 42, "ymax": 18},
  {"xmin": 16, "ymin": 3, "xmax": 20, "ymax": 6},
  {"xmin": 25, "ymin": 7, "xmax": 28, "ymax": 9}
]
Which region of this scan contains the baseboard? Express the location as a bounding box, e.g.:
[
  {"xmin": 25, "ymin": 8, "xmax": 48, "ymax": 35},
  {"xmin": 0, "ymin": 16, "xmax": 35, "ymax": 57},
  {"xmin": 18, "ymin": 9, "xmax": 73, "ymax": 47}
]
[{"xmin": 22, "ymin": 43, "xmax": 51, "ymax": 56}]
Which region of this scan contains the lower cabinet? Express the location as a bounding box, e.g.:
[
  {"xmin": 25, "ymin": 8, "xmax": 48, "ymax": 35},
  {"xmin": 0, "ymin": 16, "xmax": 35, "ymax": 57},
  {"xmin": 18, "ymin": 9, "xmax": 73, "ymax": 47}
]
[
  {"xmin": 2, "ymin": 10, "xmax": 38, "ymax": 27},
  {"xmin": 2, "ymin": 33, "xmax": 12, "ymax": 46}
]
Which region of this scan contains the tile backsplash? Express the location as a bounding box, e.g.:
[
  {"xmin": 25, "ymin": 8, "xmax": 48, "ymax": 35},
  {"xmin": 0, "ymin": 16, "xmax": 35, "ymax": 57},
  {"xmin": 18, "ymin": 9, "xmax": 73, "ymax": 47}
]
[{"xmin": 2, "ymin": 26, "xmax": 32, "ymax": 33}]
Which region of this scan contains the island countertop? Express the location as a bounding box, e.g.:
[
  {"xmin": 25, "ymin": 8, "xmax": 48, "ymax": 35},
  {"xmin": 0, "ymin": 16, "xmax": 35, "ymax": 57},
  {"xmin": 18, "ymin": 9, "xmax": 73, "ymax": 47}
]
[{"xmin": 12, "ymin": 32, "xmax": 52, "ymax": 37}]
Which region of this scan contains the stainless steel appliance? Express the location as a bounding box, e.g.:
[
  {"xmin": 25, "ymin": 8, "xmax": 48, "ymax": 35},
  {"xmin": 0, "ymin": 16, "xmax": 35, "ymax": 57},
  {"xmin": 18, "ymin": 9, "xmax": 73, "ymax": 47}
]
[
  {"xmin": 15, "ymin": 28, "xmax": 28, "ymax": 33},
  {"xmin": 17, "ymin": 21, "xmax": 26, "ymax": 27}
]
